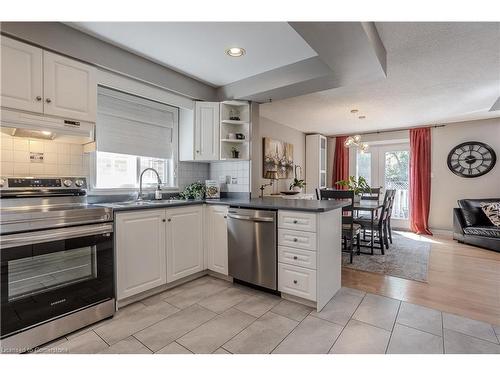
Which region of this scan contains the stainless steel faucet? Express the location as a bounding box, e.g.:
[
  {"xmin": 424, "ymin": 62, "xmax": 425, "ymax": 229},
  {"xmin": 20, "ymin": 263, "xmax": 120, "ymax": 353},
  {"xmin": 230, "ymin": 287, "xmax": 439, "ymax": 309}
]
[{"xmin": 138, "ymin": 168, "xmax": 162, "ymax": 201}]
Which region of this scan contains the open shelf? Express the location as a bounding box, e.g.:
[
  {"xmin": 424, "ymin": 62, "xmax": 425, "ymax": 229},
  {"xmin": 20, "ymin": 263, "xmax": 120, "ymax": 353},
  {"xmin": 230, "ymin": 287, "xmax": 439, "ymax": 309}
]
[
  {"xmin": 221, "ymin": 139, "xmax": 248, "ymax": 143},
  {"xmin": 220, "ymin": 101, "xmax": 251, "ymax": 160},
  {"xmin": 221, "ymin": 120, "xmax": 249, "ymax": 125}
]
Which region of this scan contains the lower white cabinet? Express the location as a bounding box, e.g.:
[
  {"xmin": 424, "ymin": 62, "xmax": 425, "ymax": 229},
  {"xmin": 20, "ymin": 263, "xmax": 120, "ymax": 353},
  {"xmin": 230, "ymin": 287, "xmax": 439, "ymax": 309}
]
[
  {"xmin": 278, "ymin": 263, "xmax": 317, "ymax": 301},
  {"xmin": 115, "ymin": 209, "xmax": 167, "ymax": 300},
  {"xmin": 166, "ymin": 205, "xmax": 204, "ymax": 283},
  {"xmin": 206, "ymin": 205, "xmax": 229, "ymax": 275}
]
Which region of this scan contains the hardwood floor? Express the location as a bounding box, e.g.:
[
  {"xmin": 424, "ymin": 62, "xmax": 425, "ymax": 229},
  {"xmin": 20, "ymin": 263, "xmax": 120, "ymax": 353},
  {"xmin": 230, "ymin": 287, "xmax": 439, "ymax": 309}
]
[{"xmin": 342, "ymin": 232, "xmax": 500, "ymax": 326}]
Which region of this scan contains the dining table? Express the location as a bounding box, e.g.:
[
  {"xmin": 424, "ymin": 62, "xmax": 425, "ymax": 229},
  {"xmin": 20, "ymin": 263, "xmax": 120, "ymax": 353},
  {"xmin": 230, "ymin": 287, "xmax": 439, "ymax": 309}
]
[{"xmin": 353, "ymin": 199, "xmax": 384, "ymax": 255}]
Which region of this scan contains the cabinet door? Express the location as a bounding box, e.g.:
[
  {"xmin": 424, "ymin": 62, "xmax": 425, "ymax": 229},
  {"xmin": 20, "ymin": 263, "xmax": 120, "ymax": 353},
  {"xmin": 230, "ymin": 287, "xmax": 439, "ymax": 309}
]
[
  {"xmin": 194, "ymin": 101, "xmax": 219, "ymax": 160},
  {"xmin": 115, "ymin": 209, "xmax": 166, "ymax": 300},
  {"xmin": 43, "ymin": 51, "xmax": 97, "ymax": 122},
  {"xmin": 207, "ymin": 205, "xmax": 228, "ymax": 275},
  {"xmin": 0, "ymin": 36, "xmax": 43, "ymax": 113},
  {"xmin": 166, "ymin": 206, "xmax": 204, "ymax": 282}
]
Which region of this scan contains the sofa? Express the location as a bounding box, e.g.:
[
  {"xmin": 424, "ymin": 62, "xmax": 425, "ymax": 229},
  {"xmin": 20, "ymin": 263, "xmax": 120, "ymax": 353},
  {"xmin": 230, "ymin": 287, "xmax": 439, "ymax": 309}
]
[{"xmin": 453, "ymin": 198, "xmax": 500, "ymax": 252}]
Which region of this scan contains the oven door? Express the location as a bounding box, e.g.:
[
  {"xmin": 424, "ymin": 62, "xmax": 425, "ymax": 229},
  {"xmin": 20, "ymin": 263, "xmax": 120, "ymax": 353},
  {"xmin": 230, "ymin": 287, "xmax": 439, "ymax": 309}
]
[{"xmin": 1, "ymin": 223, "xmax": 114, "ymax": 338}]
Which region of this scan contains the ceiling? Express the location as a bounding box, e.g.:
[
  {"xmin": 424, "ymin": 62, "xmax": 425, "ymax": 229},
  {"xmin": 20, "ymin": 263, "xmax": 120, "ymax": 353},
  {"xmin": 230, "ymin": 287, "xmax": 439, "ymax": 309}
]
[
  {"xmin": 68, "ymin": 22, "xmax": 317, "ymax": 86},
  {"xmin": 260, "ymin": 22, "xmax": 500, "ymax": 135}
]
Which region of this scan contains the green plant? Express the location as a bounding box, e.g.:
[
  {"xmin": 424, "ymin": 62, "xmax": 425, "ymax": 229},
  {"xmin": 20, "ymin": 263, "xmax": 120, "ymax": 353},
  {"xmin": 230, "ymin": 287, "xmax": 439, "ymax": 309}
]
[
  {"xmin": 335, "ymin": 176, "xmax": 371, "ymax": 195},
  {"xmin": 179, "ymin": 181, "xmax": 206, "ymax": 200},
  {"xmin": 289, "ymin": 178, "xmax": 306, "ymax": 190}
]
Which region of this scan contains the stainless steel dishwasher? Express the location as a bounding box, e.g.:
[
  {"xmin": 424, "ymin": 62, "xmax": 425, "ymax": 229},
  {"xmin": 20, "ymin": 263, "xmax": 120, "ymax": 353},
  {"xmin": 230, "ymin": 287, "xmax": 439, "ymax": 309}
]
[{"xmin": 227, "ymin": 208, "xmax": 277, "ymax": 290}]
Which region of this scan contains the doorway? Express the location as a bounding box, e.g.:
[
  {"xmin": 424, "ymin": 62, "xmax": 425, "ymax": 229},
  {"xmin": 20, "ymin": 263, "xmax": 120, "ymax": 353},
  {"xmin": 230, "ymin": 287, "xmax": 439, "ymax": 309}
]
[{"xmin": 356, "ymin": 143, "xmax": 410, "ymax": 228}]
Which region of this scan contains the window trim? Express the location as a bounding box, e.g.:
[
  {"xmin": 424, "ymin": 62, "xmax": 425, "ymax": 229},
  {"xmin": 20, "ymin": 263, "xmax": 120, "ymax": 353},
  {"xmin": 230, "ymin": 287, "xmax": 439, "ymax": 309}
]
[{"xmin": 89, "ymin": 75, "xmax": 183, "ymax": 194}]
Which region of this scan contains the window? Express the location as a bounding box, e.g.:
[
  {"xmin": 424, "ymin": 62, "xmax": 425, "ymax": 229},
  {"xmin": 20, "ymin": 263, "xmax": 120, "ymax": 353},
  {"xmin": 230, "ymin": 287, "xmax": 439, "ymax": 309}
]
[
  {"xmin": 94, "ymin": 87, "xmax": 178, "ymax": 190},
  {"xmin": 356, "ymin": 150, "xmax": 372, "ymax": 185}
]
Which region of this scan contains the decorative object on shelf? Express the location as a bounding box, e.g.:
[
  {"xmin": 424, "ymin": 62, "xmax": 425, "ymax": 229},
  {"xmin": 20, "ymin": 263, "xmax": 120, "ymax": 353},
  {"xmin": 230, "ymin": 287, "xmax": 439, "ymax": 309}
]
[
  {"xmin": 179, "ymin": 181, "xmax": 206, "ymax": 200},
  {"xmin": 229, "ymin": 108, "xmax": 241, "ymax": 121},
  {"xmin": 259, "ymin": 170, "xmax": 279, "ymax": 198},
  {"xmin": 231, "ymin": 146, "xmax": 240, "ymax": 159},
  {"xmin": 447, "ymin": 141, "xmax": 496, "ymax": 178},
  {"xmin": 335, "ymin": 176, "xmax": 371, "ymax": 202},
  {"xmin": 227, "ymin": 133, "xmax": 236, "ymax": 139},
  {"xmin": 289, "ymin": 165, "xmax": 306, "ymax": 192},
  {"xmin": 263, "ymin": 137, "xmax": 294, "ymax": 179},
  {"xmin": 235, "ymin": 133, "xmax": 245, "ymax": 140},
  {"xmin": 205, "ymin": 180, "xmax": 220, "ymax": 199},
  {"xmin": 344, "ymin": 134, "xmax": 369, "ymax": 153}
]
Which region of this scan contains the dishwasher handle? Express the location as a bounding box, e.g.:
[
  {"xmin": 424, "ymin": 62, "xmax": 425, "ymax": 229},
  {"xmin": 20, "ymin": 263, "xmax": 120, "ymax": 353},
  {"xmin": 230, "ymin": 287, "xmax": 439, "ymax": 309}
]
[{"xmin": 227, "ymin": 214, "xmax": 275, "ymax": 223}]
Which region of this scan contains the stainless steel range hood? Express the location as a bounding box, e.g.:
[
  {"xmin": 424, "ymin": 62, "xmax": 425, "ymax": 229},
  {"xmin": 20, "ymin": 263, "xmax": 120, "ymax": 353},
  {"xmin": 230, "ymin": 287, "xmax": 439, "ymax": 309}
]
[{"xmin": 0, "ymin": 109, "xmax": 94, "ymax": 144}]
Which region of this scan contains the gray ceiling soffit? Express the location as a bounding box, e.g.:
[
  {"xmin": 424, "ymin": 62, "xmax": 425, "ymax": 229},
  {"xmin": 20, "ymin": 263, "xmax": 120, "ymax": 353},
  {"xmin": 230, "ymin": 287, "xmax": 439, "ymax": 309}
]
[
  {"xmin": 490, "ymin": 96, "xmax": 500, "ymax": 111},
  {"xmin": 218, "ymin": 22, "xmax": 387, "ymax": 102},
  {"xmin": 0, "ymin": 22, "xmax": 217, "ymax": 101}
]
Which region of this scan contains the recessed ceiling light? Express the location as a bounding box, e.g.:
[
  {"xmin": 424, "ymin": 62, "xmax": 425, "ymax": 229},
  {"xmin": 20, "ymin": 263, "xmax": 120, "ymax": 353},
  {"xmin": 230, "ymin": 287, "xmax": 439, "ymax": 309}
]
[
  {"xmin": 359, "ymin": 115, "xmax": 366, "ymax": 119},
  {"xmin": 225, "ymin": 47, "xmax": 245, "ymax": 57},
  {"xmin": 350, "ymin": 109, "xmax": 359, "ymax": 114},
  {"xmin": 41, "ymin": 131, "xmax": 52, "ymax": 135}
]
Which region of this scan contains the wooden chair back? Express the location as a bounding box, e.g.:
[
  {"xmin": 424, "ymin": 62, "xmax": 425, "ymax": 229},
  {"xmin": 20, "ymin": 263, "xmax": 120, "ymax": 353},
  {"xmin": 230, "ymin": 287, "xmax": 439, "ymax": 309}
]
[
  {"xmin": 361, "ymin": 187, "xmax": 382, "ymax": 201},
  {"xmin": 317, "ymin": 189, "xmax": 355, "ymax": 233}
]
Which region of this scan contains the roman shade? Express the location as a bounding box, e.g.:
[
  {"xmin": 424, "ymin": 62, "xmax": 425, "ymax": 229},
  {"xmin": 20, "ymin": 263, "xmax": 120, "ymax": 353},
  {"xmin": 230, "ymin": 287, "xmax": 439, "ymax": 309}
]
[{"xmin": 97, "ymin": 86, "xmax": 178, "ymax": 159}]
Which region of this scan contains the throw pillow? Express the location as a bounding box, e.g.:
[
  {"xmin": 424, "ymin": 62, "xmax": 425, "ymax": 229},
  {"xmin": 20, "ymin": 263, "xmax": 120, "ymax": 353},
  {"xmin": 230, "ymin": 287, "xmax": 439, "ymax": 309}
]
[{"xmin": 481, "ymin": 202, "xmax": 500, "ymax": 227}]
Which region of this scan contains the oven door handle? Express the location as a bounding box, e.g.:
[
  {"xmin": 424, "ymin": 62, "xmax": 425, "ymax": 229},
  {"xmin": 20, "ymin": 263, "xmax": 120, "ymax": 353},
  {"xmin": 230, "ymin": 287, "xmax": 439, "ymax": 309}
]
[{"xmin": 0, "ymin": 223, "xmax": 113, "ymax": 249}]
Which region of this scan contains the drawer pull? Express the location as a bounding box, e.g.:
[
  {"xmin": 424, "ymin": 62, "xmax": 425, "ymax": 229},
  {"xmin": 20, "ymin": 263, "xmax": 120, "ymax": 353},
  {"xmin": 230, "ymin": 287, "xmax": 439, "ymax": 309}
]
[
  {"xmin": 293, "ymin": 280, "xmax": 298, "ymax": 284},
  {"xmin": 293, "ymin": 238, "xmax": 298, "ymax": 242},
  {"xmin": 293, "ymin": 256, "xmax": 298, "ymax": 260},
  {"xmin": 293, "ymin": 220, "xmax": 298, "ymax": 224}
]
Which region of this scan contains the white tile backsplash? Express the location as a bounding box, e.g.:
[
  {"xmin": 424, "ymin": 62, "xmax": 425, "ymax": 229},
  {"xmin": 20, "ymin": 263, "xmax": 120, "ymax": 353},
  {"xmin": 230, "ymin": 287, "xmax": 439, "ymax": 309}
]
[
  {"xmin": 0, "ymin": 134, "xmax": 87, "ymax": 177},
  {"xmin": 210, "ymin": 161, "xmax": 250, "ymax": 193}
]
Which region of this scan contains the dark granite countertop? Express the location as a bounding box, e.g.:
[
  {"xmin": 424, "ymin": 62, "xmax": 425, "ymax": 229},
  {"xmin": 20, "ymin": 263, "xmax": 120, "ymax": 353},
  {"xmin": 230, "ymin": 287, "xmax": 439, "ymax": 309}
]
[{"xmin": 98, "ymin": 197, "xmax": 347, "ymax": 213}]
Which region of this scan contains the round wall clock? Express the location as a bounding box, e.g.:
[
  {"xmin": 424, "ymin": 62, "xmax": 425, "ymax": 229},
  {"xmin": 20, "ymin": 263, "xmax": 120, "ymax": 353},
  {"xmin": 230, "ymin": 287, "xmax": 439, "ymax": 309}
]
[{"xmin": 447, "ymin": 141, "xmax": 496, "ymax": 178}]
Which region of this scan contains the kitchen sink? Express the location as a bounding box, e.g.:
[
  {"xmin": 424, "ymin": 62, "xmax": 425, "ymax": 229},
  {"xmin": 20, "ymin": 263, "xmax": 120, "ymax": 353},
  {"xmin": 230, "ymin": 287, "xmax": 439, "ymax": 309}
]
[{"xmin": 106, "ymin": 199, "xmax": 187, "ymax": 207}]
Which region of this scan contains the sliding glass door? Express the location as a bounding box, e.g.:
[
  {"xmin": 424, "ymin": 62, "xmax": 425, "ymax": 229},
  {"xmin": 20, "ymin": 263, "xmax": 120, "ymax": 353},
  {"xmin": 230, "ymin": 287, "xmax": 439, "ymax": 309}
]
[{"xmin": 356, "ymin": 143, "xmax": 410, "ymax": 228}]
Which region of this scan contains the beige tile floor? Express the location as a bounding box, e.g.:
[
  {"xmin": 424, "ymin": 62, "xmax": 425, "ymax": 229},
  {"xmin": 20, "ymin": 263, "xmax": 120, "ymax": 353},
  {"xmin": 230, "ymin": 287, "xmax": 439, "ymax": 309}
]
[{"xmin": 33, "ymin": 276, "xmax": 500, "ymax": 354}]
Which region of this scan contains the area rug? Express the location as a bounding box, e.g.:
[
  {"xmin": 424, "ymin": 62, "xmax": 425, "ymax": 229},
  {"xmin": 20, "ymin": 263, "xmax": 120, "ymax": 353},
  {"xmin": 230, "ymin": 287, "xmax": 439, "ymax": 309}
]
[{"xmin": 342, "ymin": 231, "xmax": 431, "ymax": 282}]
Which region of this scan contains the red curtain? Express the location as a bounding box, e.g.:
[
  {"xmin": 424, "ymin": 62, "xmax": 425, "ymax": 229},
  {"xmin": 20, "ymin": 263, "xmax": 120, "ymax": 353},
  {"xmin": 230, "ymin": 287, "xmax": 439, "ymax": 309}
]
[
  {"xmin": 333, "ymin": 136, "xmax": 349, "ymax": 189},
  {"xmin": 409, "ymin": 128, "xmax": 432, "ymax": 235}
]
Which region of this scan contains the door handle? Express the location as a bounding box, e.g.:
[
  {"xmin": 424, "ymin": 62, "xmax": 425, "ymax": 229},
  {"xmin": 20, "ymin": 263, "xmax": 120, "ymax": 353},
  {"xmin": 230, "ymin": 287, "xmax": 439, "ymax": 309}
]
[{"xmin": 227, "ymin": 214, "xmax": 274, "ymax": 222}]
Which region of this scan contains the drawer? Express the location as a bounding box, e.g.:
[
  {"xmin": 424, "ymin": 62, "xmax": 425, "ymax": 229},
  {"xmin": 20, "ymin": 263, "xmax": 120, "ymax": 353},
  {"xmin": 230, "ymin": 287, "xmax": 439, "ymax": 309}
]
[
  {"xmin": 278, "ymin": 229, "xmax": 317, "ymax": 251},
  {"xmin": 278, "ymin": 263, "xmax": 316, "ymax": 301},
  {"xmin": 278, "ymin": 211, "xmax": 317, "ymax": 232},
  {"xmin": 278, "ymin": 246, "xmax": 317, "ymax": 270}
]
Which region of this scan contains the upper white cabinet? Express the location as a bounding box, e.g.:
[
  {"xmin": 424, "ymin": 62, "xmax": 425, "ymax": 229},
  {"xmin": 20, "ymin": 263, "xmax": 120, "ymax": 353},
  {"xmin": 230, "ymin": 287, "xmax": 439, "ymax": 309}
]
[
  {"xmin": 194, "ymin": 101, "xmax": 220, "ymax": 161},
  {"xmin": 0, "ymin": 36, "xmax": 43, "ymax": 113},
  {"xmin": 115, "ymin": 209, "xmax": 167, "ymax": 300},
  {"xmin": 166, "ymin": 205, "xmax": 204, "ymax": 282},
  {"xmin": 306, "ymin": 134, "xmax": 328, "ymax": 194},
  {"xmin": 43, "ymin": 51, "xmax": 97, "ymax": 122},
  {"xmin": 206, "ymin": 205, "xmax": 229, "ymax": 275},
  {"xmin": 0, "ymin": 36, "xmax": 97, "ymax": 122}
]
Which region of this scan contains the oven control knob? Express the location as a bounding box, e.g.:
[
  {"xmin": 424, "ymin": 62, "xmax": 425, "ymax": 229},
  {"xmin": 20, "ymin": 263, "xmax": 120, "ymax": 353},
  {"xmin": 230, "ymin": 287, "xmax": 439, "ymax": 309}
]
[
  {"xmin": 0, "ymin": 178, "xmax": 5, "ymax": 188},
  {"xmin": 63, "ymin": 179, "xmax": 73, "ymax": 187},
  {"xmin": 75, "ymin": 179, "xmax": 84, "ymax": 187}
]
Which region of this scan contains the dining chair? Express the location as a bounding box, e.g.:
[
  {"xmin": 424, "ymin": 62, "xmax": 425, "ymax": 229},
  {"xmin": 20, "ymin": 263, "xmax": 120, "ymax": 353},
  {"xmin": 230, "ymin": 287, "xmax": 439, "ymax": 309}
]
[
  {"xmin": 317, "ymin": 189, "xmax": 361, "ymax": 263},
  {"xmin": 385, "ymin": 190, "xmax": 396, "ymax": 244},
  {"xmin": 361, "ymin": 187, "xmax": 382, "ymax": 201},
  {"xmin": 354, "ymin": 189, "xmax": 395, "ymax": 254}
]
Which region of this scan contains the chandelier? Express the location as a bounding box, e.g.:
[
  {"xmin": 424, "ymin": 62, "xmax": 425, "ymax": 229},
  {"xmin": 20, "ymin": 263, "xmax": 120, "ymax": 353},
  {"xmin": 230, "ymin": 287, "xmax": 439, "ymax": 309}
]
[{"xmin": 344, "ymin": 135, "xmax": 369, "ymax": 152}]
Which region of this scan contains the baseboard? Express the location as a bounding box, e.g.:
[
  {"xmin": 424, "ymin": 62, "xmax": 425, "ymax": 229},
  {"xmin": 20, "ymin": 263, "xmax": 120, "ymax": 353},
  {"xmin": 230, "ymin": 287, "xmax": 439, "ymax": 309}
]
[{"xmin": 430, "ymin": 228, "xmax": 453, "ymax": 236}]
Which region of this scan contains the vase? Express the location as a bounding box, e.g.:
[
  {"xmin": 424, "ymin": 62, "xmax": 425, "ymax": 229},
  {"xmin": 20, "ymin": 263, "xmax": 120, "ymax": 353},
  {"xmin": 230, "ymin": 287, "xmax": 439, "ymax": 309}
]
[{"xmin": 292, "ymin": 186, "xmax": 302, "ymax": 193}]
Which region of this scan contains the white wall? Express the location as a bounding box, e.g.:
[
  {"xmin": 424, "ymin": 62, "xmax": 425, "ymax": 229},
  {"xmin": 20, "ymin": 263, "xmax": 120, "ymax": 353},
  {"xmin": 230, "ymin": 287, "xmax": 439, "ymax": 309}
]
[
  {"xmin": 252, "ymin": 111, "xmax": 306, "ymax": 197},
  {"xmin": 430, "ymin": 117, "xmax": 500, "ymax": 230}
]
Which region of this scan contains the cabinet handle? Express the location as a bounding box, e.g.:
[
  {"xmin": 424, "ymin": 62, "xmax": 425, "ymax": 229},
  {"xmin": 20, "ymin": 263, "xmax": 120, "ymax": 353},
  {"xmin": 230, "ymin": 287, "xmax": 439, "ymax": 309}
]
[
  {"xmin": 293, "ymin": 280, "xmax": 298, "ymax": 284},
  {"xmin": 35, "ymin": 96, "xmax": 42, "ymax": 101},
  {"xmin": 196, "ymin": 150, "xmax": 200, "ymax": 153},
  {"xmin": 45, "ymin": 98, "xmax": 52, "ymax": 103},
  {"xmin": 167, "ymin": 218, "xmax": 171, "ymax": 222},
  {"xmin": 293, "ymin": 256, "xmax": 298, "ymax": 260},
  {"xmin": 223, "ymin": 216, "xmax": 227, "ymax": 219},
  {"xmin": 293, "ymin": 220, "xmax": 298, "ymax": 224},
  {"xmin": 162, "ymin": 219, "xmax": 166, "ymax": 222},
  {"xmin": 293, "ymin": 238, "xmax": 298, "ymax": 242}
]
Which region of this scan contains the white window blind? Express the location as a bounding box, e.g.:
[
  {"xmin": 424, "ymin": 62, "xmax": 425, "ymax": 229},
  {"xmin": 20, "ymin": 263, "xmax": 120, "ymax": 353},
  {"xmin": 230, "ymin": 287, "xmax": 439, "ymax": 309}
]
[{"xmin": 96, "ymin": 86, "xmax": 178, "ymax": 159}]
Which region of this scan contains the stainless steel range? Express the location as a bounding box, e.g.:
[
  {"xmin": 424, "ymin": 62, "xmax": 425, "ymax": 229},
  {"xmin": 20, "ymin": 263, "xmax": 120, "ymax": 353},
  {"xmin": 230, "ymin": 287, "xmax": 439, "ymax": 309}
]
[{"xmin": 0, "ymin": 176, "xmax": 115, "ymax": 353}]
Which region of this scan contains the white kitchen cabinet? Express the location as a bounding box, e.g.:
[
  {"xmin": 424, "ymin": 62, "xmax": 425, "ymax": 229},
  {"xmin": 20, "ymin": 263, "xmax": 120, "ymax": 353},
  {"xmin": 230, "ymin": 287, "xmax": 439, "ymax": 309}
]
[
  {"xmin": 166, "ymin": 205, "xmax": 204, "ymax": 282},
  {"xmin": 115, "ymin": 209, "xmax": 167, "ymax": 300},
  {"xmin": 306, "ymin": 134, "xmax": 328, "ymax": 194},
  {"xmin": 194, "ymin": 101, "xmax": 220, "ymax": 161},
  {"xmin": 0, "ymin": 36, "xmax": 96, "ymax": 122},
  {"xmin": 43, "ymin": 51, "xmax": 97, "ymax": 122},
  {"xmin": 206, "ymin": 205, "xmax": 229, "ymax": 275},
  {"xmin": 0, "ymin": 36, "xmax": 43, "ymax": 113}
]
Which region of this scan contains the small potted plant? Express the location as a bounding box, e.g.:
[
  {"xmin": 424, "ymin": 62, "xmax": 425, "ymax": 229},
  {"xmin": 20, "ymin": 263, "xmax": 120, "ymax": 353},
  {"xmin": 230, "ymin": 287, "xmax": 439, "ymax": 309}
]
[
  {"xmin": 335, "ymin": 176, "xmax": 371, "ymax": 202},
  {"xmin": 289, "ymin": 165, "xmax": 306, "ymax": 193},
  {"xmin": 231, "ymin": 146, "xmax": 240, "ymax": 159},
  {"xmin": 178, "ymin": 181, "xmax": 206, "ymax": 200}
]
